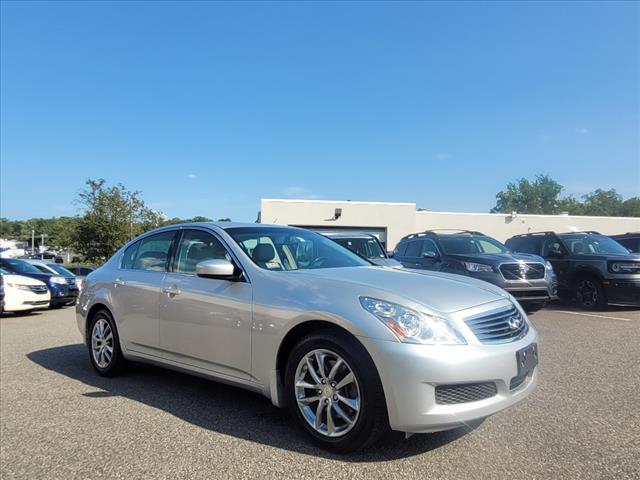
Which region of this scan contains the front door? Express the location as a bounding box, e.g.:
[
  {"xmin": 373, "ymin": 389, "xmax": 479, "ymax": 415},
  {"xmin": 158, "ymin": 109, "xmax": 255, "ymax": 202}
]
[{"xmin": 159, "ymin": 229, "xmax": 253, "ymax": 380}]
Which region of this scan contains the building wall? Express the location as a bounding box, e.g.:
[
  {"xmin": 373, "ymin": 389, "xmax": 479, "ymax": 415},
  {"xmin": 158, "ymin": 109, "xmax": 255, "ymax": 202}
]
[{"xmin": 260, "ymin": 199, "xmax": 640, "ymax": 250}]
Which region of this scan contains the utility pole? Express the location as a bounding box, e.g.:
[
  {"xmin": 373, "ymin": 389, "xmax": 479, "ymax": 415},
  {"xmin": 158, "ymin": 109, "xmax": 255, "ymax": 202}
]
[
  {"xmin": 130, "ymin": 193, "xmax": 134, "ymax": 241},
  {"xmin": 41, "ymin": 234, "xmax": 45, "ymax": 259},
  {"xmin": 31, "ymin": 229, "xmax": 35, "ymax": 255}
]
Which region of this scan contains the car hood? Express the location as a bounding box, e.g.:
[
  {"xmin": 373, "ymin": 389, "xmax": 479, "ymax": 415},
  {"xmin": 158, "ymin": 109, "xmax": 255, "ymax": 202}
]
[
  {"xmin": 448, "ymin": 252, "xmax": 545, "ymax": 264},
  {"xmin": 369, "ymin": 258, "xmax": 404, "ymax": 267},
  {"xmin": 286, "ymin": 266, "xmax": 509, "ymax": 313},
  {"xmin": 0, "ymin": 274, "xmax": 47, "ymax": 286}
]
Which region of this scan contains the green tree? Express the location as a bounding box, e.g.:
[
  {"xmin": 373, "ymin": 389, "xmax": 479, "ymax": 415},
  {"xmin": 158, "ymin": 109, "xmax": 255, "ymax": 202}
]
[
  {"xmin": 73, "ymin": 179, "xmax": 157, "ymax": 262},
  {"xmin": 491, "ymin": 174, "xmax": 565, "ymax": 214}
]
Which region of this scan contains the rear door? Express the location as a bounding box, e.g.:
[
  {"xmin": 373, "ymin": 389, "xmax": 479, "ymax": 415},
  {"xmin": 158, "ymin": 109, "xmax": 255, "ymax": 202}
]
[
  {"xmin": 159, "ymin": 228, "xmax": 253, "ymax": 379},
  {"xmin": 399, "ymin": 240, "xmax": 424, "ymax": 268},
  {"xmin": 111, "ymin": 230, "xmax": 177, "ymax": 354}
]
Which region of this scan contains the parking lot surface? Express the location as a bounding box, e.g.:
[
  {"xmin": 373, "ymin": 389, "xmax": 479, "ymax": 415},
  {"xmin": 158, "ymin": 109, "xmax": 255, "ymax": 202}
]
[{"xmin": 1, "ymin": 306, "xmax": 639, "ymax": 479}]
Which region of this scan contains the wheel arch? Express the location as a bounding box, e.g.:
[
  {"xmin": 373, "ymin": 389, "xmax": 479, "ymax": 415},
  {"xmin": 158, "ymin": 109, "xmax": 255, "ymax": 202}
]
[{"xmin": 272, "ymin": 320, "xmax": 373, "ymax": 408}]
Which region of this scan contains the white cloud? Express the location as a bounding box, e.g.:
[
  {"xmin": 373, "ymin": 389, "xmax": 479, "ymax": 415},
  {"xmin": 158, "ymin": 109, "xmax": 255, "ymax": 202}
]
[
  {"xmin": 187, "ymin": 174, "xmax": 197, "ymax": 180},
  {"xmin": 282, "ymin": 186, "xmax": 320, "ymax": 199}
]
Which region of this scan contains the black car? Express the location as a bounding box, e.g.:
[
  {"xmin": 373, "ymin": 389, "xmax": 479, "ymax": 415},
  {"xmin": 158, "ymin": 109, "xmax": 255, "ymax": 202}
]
[
  {"xmin": 505, "ymin": 231, "xmax": 640, "ymax": 310},
  {"xmin": 0, "ymin": 258, "xmax": 79, "ymax": 308},
  {"xmin": 393, "ymin": 230, "xmax": 557, "ymax": 311},
  {"xmin": 610, "ymin": 232, "xmax": 640, "ymax": 254}
]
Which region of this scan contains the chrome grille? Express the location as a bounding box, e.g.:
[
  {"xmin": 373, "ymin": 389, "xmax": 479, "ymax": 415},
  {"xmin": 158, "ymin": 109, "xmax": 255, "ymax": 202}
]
[
  {"xmin": 465, "ymin": 306, "xmax": 528, "ymax": 344},
  {"xmin": 29, "ymin": 285, "xmax": 48, "ymax": 294},
  {"xmin": 435, "ymin": 382, "xmax": 497, "ymax": 405},
  {"xmin": 500, "ymin": 262, "xmax": 545, "ymax": 280}
]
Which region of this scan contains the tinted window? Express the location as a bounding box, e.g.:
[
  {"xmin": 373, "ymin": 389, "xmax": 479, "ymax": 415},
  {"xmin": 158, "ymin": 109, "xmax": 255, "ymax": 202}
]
[
  {"xmin": 421, "ymin": 239, "xmax": 439, "ymax": 255},
  {"xmin": 0, "ymin": 259, "xmax": 43, "ymax": 275},
  {"xmin": 509, "ymin": 236, "xmax": 543, "ymax": 255},
  {"xmin": 132, "ymin": 231, "xmax": 176, "ymax": 271},
  {"xmin": 174, "ymin": 230, "xmax": 231, "ymax": 274},
  {"xmin": 394, "ymin": 242, "xmax": 408, "ymax": 256},
  {"xmin": 121, "ymin": 241, "xmax": 140, "ymax": 269},
  {"xmin": 616, "ymin": 238, "xmax": 639, "ymax": 253},
  {"xmin": 404, "ymin": 240, "xmax": 423, "ymax": 257},
  {"xmin": 559, "ymin": 234, "xmax": 630, "ymax": 255},
  {"xmin": 46, "ymin": 264, "xmax": 74, "ymax": 276},
  {"xmin": 438, "ymin": 235, "xmax": 509, "ymax": 254},
  {"xmin": 34, "ymin": 265, "xmax": 54, "ymax": 274},
  {"xmin": 333, "ymin": 237, "xmax": 385, "ymax": 260},
  {"xmin": 227, "ymin": 227, "xmax": 369, "ymax": 271}
]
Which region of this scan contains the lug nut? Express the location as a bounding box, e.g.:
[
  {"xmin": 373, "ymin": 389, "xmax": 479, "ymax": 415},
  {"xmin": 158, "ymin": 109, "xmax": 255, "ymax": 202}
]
[
  {"xmin": 324, "ymin": 399, "xmax": 329, "ymax": 404},
  {"xmin": 330, "ymin": 382, "xmax": 336, "ymax": 388},
  {"xmin": 321, "ymin": 379, "xmax": 326, "ymax": 384}
]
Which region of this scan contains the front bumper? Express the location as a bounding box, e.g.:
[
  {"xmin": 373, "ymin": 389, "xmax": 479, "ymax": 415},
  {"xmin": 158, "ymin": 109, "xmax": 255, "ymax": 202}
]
[
  {"xmin": 358, "ymin": 328, "xmax": 538, "ymax": 433},
  {"xmin": 604, "ymin": 279, "xmax": 640, "ymax": 306}
]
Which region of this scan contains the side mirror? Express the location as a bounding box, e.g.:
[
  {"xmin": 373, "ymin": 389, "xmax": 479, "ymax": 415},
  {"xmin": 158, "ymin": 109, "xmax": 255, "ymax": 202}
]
[
  {"xmin": 423, "ymin": 251, "xmax": 439, "ymax": 259},
  {"xmin": 196, "ymin": 259, "xmax": 241, "ymax": 280}
]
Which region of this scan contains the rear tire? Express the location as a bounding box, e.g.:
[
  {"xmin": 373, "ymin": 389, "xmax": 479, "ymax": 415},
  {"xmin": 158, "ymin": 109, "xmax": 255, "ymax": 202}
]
[
  {"xmin": 284, "ymin": 330, "xmax": 389, "ymax": 453},
  {"xmin": 575, "ymin": 275, "xmax": 607, "ymax": 310},
  {"xmin": 88, "ymin": 309, "xmax": 129, "ymax": 377}
]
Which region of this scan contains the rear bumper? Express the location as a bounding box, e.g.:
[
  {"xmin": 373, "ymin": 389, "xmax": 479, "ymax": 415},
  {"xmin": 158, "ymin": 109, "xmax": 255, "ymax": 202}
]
[{"xmin": 358, "ymin": 328, "xmax": 538, "ymax": 433}]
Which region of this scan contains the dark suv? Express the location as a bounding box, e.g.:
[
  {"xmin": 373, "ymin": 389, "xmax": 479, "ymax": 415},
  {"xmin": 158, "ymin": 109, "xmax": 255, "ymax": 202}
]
[
  {"xmin": 505, "ymin": 231, "xmax": 640, "ymax": 309},
  {"xmin": 610, "ymin": 232, "xmax": 640, "ymax": 254},
  {"xmin": 321, "ymin": 232, "xmax": 403, "ymax": 267},
  {"xmin": 393, "ymin": 230, "xmax": 557, "ymax": 311}
]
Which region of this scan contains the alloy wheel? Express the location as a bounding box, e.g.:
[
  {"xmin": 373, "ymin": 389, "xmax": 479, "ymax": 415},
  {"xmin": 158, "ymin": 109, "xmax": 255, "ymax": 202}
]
[
  {"xmin": 294, "ymin": 349, "xmax": 361, "ymax": 438},
  {"xmin": 91, "ymin": 318, "xmax": 114, "ymax": 368},
  {"xmin": 577, "ymin": 279, "xmax": 597, "ymax": 307}
]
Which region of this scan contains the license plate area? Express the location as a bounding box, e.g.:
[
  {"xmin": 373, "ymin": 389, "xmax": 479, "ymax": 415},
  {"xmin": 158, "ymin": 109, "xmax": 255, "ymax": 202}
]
[{"xmin": 516, "ymin": 343, "xmax": 538, "ymax": 378}]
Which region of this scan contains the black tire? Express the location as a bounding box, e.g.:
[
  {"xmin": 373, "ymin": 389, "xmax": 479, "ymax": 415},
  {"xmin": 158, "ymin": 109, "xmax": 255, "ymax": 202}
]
[
  {"xmin": 523, "ymin": 302, "xmax": 546, "ymax": 314},
  {"xmin": 575, "ymin": 275, "xmax": 607, "ymax": 310},
  {"xmin": 284, "ymin": 330, "xmax": 390, "ymax": 453},
  {"xmin": 88, "ymin": 309, "xmax": 129, "ymax": 377}
]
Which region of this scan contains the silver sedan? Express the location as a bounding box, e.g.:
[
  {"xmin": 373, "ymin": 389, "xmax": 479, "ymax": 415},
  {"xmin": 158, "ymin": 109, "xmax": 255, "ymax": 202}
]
[{"xmin": 76, "ymin": 223, "xmax": 538, "ymax": 452}]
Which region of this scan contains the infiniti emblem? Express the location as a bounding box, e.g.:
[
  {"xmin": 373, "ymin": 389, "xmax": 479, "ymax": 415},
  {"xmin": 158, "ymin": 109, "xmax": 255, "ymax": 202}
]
[{"xmin": 508, "ymin": 315, "xmax": 522, "ymax": 330}]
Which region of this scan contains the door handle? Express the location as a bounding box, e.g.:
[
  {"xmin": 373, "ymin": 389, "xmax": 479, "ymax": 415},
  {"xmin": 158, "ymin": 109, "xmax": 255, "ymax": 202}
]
[
  {"xmin": 161, "ymin": 286, "xmax": 181, "ymax": 296},
  {"xmin": 114, "ymin": 278, "xmax": 125, "ymax": 286}
]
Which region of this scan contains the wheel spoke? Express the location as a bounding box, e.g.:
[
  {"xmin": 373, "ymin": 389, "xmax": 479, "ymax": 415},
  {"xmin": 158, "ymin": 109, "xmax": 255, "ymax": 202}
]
[
  {"xmin": 327, "ymin": 359, "xmax": 343, "ymax": 381},
  {"xmin": 105, "ymin": 332, "xmax": 113, "ymax": 342},
  {"xmin": 315, "ymin": 351, "xmax": 327, "ymax": 379},
  {"xmin": 314, "ymin": 401, "xmax": 325, "ymax": 429},
  {"xmin": 296, "ymin": 380, "xmax": 319, "ymax": 390},
  {"xmin": 305, "ymin": 357, "xmax": 322, "ymax": 385},
  {"xmin": 326, "ymin": 405, "xmax": 336, "ymax": 435},
  {"xmin": 332, "ymin": 403, "xmax": 354, "ymax": 425},
  {"xmin": 335, "ymin": 372, "xmax": 354, "ymax": 390},
  {"xmin": 337, "ymin": 393, "xmax": 359, "ymax": 411},
  {"xmin": 298, "ymin": 395, "xmax": 321, "ymax": 406}
]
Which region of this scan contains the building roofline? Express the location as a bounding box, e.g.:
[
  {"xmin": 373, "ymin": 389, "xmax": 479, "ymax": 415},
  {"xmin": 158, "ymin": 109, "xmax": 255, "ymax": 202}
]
[{"xmin": 261, "ymin": 198, "xmax": 416, "ymax": 207}]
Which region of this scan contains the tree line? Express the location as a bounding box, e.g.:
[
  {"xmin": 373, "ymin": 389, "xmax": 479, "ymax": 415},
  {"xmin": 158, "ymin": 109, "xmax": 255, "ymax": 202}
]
[
  {"xmin": 490, "ymin": 174, "xmax": 639, "ymax": 217},
  {"xmin": 2, "ymin": 175, "xmax": 638, "ymax": 263},
  {"xmin": 1, "ymin": 178, "xmax": 229, "ymax": 262}
]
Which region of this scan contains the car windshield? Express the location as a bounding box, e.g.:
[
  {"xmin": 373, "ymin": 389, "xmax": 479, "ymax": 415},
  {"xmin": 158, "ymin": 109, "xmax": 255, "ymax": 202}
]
[
  {"xmin": 47, "ymin": 264, "xmax": 74, "ymax": 276},
  {"xmin": 559, "ymin": 234, "xmax": 630, "ymax": 255},
  {"xmin": 438, "ymin": 235, "xmax": 510, "ymax": 255},
  {"xmin": 0, "ymin": 259, "xmax": 43, "ymax": 274},
  {"xmin": 332, "ymin": 237, "xmax": 386, "ymax": 260},
  {"xmin": 226, "ymin": 227, "xmax": 371, "ymax": 271}
]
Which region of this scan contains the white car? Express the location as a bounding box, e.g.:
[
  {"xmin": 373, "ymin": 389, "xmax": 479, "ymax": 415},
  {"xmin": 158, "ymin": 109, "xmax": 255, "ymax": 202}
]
[{"xmin": 0, "ymin": 268, "xmax": 51, "ymax": 313}]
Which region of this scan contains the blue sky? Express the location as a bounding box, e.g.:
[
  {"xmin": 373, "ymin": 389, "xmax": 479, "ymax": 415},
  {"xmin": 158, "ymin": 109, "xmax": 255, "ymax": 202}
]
[{"xmin": 1, "ymin": 1, "xmax": 639, "ymax": 221}]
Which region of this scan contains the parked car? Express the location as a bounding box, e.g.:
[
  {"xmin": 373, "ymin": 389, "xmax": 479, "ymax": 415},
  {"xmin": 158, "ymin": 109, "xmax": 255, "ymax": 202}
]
[
  {"xmin": 0, "ymin": 258, "xmax": 79, "ymax": 308},
  {"xmin": 320, "ymin": 232, "xmax": 403, "ymax": 267},
  {"xmin": 0, "ymin": 267, "xmax": 51, "ymax": 314},
  {"xmin": 24, "ymin": 260, "xmax": 81, "ymax": 295},
  {"xmin": 505, "ymin": 231, "xmax": 640, "ymax": 309},
  {"xmin": 77, "ymin": 222, "xmax": 538, "ymax": 452},
  {"xmin": 610, "ymin": 232, "xmax": 640, "ymax": 254},
  {"xmin": 63, "ymin": 265, "xmax": 97, "ymax": 291},
  {"xmin": 26, "ymin": 251, "xmax": 64, "ymax": 263},
  {"xmin": 393, "ymin": 230, "xmax": 557, "ymax": 312}
]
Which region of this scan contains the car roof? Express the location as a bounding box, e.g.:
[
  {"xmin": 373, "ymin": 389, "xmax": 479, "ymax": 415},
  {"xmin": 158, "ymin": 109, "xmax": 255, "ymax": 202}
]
[{"xmin": 320, "ymin": 232, "xmax": 375, "ymax": 239}]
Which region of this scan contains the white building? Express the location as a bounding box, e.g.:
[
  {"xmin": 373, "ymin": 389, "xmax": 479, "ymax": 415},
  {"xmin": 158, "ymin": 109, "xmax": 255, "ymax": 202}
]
[{"xmin": 260, "ymin": 199, "xmax": 640, "ymax": 251}]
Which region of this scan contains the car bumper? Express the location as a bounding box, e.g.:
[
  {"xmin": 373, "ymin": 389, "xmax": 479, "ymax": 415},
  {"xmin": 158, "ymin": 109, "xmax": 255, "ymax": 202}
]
[
  {"xmin": 604, "ymin": 280, "xmax": 640, "ymax": 306},
  {"xmin": 358, "ymin": 328, "xmax": 538, "ymax": 433}
]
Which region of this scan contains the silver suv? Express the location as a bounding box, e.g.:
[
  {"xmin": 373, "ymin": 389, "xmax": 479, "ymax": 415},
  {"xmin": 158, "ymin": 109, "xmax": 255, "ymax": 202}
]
[{"xmin": 77, "ymin": 223, "xmax": 538, "ymax": 452}]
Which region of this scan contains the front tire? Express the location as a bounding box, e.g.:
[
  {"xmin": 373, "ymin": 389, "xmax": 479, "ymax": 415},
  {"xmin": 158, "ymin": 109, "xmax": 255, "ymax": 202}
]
[
  {"xmin": 575, "ymin": 276, "xmax": 607, "ymax": 310},
  {"xmin": 284, "ymin": 330, "xmax": 389, "ymax": 453},
  {"xmin": 88, "ymin": 309, "xmax": 128, "ymax": 376}
]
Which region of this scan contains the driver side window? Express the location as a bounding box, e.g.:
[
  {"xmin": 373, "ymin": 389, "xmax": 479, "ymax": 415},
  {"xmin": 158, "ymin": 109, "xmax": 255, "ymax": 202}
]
[{"xmin": 174, "ymin": 230, "xmax": 231, "ymax": 275}]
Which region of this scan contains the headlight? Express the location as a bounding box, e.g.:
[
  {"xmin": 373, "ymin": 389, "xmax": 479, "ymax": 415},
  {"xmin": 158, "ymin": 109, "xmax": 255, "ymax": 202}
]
[
  {"xmin": 7, "ymin": 283, "xmax": 32, "ymax": 291},
  {"xmin": 609, "ymin": 262, "xmax": 639, "ymax": 273},
  {"xmin": 359, "ymin": 297, "xmax": 466, "ymax": 345},
  {"xmin": 49, "ymin": 276, "xmax": 67, "ymax": 284},
  {"xmin": 545, "ymin": 261, "xmax": 554, "ymax": 270},
  {"xmin": 464, "ymin": 262, "xmax": 493, "ymax": 272}
]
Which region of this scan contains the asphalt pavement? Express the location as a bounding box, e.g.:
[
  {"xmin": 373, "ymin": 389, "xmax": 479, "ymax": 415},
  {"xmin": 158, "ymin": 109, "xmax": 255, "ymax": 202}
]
[{"xmin": 1, "ymin": 305, "xmax": 639, "ymax": 479}]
